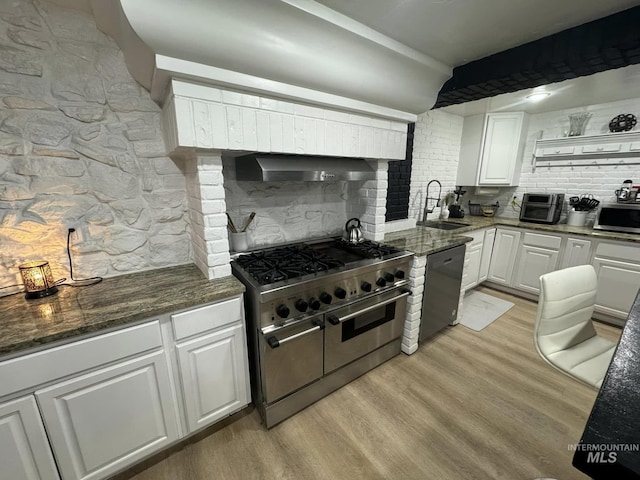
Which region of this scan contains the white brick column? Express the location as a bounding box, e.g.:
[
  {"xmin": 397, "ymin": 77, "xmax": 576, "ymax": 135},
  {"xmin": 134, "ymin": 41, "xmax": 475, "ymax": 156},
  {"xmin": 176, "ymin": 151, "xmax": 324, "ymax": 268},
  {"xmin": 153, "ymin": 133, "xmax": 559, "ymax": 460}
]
[
  {"xmin": 185, "ymin": 152, "xmax": 231, "ymax": 279},
  {"xmin": 346, "ymin": 160, "xmax": 389, "ymax": 241},
  {"xmin": 401, "ymin": 255, "xmax": 426, "ymax": 355}
]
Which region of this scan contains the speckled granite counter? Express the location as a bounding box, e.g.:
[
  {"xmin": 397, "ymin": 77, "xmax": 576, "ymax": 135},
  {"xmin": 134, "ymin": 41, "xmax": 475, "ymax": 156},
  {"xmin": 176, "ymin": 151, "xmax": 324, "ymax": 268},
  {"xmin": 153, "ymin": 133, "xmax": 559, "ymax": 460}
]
[
  {"xmin": 384, "ymin": 216, "xmax": 639, "ymax": 257},
  {"xmin": 384, "ymin": 226, "xmax": 473, "ymax": 256},
  {"xmin": 573, "ymin": 292, "xmax": 640, "ymax": 478},
  {"xmin": 0, "ymin": 264, "xmax": 245, "ymax": 357}
]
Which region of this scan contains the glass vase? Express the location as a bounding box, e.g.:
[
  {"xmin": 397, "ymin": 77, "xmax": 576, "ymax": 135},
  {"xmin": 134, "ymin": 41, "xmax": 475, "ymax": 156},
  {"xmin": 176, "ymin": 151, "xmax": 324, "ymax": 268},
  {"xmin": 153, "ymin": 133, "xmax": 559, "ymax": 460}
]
[{"xmin": 568, "ymin": 112, "xmax": 592, "ymax": 136}]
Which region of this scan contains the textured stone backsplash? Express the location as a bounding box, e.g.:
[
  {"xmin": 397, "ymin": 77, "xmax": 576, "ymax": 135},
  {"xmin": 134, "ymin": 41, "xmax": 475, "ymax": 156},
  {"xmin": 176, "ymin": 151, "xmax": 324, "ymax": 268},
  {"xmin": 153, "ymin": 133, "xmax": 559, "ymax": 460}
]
[{"xmin": 0, "ymin": 0, "xmax": 190, "ymax": 292}]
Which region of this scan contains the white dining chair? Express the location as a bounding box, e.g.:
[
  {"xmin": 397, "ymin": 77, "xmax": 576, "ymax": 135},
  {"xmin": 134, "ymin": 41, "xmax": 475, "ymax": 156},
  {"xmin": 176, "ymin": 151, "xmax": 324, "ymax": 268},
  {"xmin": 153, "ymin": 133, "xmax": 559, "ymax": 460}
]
[{"xmin": 534, "ymin": 265, "xmax": 616, "ymax": 388}]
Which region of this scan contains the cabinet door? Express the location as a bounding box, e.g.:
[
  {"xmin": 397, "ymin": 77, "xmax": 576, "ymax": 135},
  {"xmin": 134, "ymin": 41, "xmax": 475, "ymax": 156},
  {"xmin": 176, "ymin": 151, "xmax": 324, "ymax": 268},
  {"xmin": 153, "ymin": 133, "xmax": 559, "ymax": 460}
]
[
  {"xmin": 36, "ymin": 351, "xmax": 179, "ymax": 480},
  {"xmin": 514, "ymin": 245, "xmax": 560, "ymax": 294},
  {"xmin": 462, "ymin": 243, "xmax": 482, "ymax": 291},
  {"xmin": 478, "ymin": 113, "xmax": 523, "ymax": 185},
  {"xmin": 592, "ymin": 257, "xmax": 640, "ymax": 319},
  {"xmin": 0, "ymin": 396, "xmax": 59, "ymax": 480},
  {"xmin": 479, "ymin": 228, "xmax": 496, "ymax": 283},
  {"xmin": 487, "ymin": 229, "xmax": 521, "ymax": 285},
  {"xmin": 561, "ymin": 238, "xmax": 592, "ymax": 268},
  {"xmin": 176, "ymin": 324, "xmax": 250, "ymax": 433}
]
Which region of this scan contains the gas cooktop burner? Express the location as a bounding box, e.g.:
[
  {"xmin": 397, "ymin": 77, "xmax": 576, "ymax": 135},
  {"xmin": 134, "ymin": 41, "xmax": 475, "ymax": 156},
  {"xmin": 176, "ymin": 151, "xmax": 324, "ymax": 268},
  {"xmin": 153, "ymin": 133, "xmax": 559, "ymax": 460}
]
[
  {"xmin": 234, "ymin": 245, "xmax": 345, "ymax": 285},
  {"xmin": 334, "ymin": 239, "xmax": 401, "ymax": 259},
  {"xmin": 234, "ymin": 238, "xmax": 403, "ymax": 286}
]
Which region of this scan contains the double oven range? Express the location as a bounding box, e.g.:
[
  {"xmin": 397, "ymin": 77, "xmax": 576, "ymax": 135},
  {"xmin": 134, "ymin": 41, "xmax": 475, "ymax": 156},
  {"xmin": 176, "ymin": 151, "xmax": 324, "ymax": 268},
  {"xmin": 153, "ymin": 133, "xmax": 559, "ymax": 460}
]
[{"xmin": 231, "ymin": 238, "xmax": 413, "ymax": 428}]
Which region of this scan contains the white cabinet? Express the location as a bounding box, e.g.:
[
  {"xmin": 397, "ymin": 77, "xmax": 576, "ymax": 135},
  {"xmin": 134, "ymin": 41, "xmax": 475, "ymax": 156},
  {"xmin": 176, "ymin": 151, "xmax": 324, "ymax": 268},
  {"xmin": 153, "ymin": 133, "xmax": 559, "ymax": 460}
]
[
  {"xmin": 0, "ymin": 396, "xmax": 59, "ymax": 480},
  {"xmin": 592, "ymin": 242, "xmax": 640, "ymax": 320},
  {"xmin": 513, "ymin": 232, "xmax": 562, "ymax": 294},
  {"xmin": 487, "ymin": 229, "xmax": 521, "ymax": 285},
  {"xmin": 176, "ymin": 324, "xmax": 250, "ymax": 433},
  {"xmin": 457, "ymin": 112, "xmax": 527, "ymax": 186},
  {"xmin": 461, "ymin": 231, "xmax": 483, "ymax": 291},
  {"xmin": 561, "ymin": 237, "xmax": 592, "ymax": 269},
  {"xmin": 461, "ymin": 228, "xmax": 496, "ymax": 292},
  {"xmin": 479, "ymin": 228, "xmax": 496, "ymax": 283},
  {"xmin": 36, "ymin": 351, "xmax": 179, "ymax": 480}
]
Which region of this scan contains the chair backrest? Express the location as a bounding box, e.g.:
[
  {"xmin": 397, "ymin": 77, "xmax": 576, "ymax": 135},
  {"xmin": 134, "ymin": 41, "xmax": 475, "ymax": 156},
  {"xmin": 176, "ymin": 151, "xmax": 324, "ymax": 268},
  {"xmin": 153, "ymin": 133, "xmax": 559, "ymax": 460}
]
[{"xmin": 535, "ymin": 265, "xmax": 598, "ymax": 357}]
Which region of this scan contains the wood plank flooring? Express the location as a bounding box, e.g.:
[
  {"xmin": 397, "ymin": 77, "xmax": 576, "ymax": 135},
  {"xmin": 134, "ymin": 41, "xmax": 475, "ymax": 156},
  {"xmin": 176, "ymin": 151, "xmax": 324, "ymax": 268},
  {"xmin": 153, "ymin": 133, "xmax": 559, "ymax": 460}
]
[{"xmin": 124, "ymin": 287, "xmax": 621, "ymax": 480}]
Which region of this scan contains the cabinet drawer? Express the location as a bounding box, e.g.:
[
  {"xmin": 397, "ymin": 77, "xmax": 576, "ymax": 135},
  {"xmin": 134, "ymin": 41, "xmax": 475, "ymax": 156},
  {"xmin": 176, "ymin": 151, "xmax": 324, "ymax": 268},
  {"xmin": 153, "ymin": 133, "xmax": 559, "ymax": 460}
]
[
  {"xmin": 581, "ymin": 144, "xmax": 621, "ymax": 154},
  {"xmin": 595, "ymin": 242, "xmax": 640, "ymax": 263},
  {"xmin": 172, "ymin": 296, "xmax": 243, "ymax": 341},
  {"xmin": 0, "ymin": 321, "xmax": 162, "ymax": 398},
  {"xmin": 522, "ymin": 232, "xmax": 562, "ymax": 250},
  {"xmin": 542, "ymin": 146, "xmax": 575, "ymax": 156}
]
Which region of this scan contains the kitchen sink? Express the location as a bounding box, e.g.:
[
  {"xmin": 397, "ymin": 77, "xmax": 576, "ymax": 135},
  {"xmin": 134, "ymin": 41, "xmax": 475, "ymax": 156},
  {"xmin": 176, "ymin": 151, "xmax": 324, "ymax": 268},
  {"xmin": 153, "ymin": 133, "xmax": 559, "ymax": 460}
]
[{"xmin": 423, "ymin": 220, "xmax": 471, "ymax": 230}]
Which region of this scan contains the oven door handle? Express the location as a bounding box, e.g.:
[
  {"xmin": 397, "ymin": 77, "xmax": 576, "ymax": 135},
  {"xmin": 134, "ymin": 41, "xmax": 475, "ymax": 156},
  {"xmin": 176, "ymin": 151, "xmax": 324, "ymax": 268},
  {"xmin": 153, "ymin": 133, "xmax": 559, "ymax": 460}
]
[
  {"xmin": 267, "ymin": 320, "xmax": 324, "ymax": 349},
  {"xmin": 327, "ymin": 289, "xmax": 412, "ymax": 325}
]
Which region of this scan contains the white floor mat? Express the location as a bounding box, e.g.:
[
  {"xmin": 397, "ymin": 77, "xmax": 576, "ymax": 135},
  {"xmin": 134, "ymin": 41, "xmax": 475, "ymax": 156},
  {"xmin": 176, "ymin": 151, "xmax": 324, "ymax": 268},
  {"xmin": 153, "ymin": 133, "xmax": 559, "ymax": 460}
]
[{"xmin": 458, "ymin": 290, "xmax": 515, "ymax": 332}]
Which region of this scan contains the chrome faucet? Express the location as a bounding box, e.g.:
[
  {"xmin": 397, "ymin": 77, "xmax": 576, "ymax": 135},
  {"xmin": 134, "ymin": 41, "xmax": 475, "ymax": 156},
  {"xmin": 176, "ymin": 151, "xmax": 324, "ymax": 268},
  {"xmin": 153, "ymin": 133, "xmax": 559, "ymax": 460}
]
[{"xmin": 422, "ymin": 179, "xmax": 442, "ymax": 223}]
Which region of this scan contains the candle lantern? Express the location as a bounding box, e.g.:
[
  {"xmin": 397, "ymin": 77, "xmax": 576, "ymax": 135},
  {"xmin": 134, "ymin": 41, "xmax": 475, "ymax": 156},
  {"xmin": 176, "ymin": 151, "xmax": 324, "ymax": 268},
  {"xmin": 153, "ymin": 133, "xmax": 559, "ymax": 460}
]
[{"xmin": 19, "ymin": 261, "xmax": 58, "ymax": 299}]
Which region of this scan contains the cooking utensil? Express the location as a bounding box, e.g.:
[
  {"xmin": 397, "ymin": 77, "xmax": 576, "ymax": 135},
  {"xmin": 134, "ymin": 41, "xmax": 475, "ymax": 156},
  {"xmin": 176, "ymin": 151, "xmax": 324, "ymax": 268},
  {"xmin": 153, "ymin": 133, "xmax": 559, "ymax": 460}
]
[
  {"xmin": 569, "ymin": 196, "xmax": 580, "ymax": 206},
  {"xmin": 226, "ymin": 213, "xmax": 237, "ymax": 233},
  {"xmin": 241, "ymin": 212, "xmax": 256, "ymax": 232},
  {"xmin": 345, "ymin": 218, "xmax": 364, "ymax": 243}
]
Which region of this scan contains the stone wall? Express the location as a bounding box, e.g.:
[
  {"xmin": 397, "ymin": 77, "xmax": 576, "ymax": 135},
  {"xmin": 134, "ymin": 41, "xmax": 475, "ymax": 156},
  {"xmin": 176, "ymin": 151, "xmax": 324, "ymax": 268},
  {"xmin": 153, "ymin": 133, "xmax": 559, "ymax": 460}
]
[{"xmin": 0, "ymin": 0, "xmax": 190, "ymax": 293}]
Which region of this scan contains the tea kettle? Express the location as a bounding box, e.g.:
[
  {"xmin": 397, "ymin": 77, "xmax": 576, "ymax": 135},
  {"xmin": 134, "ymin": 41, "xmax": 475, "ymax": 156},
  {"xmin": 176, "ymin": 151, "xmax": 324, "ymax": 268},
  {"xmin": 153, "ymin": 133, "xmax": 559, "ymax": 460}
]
[{"xmin": 345, "ymin": 218, "xmax": 364, "ymax": 243}]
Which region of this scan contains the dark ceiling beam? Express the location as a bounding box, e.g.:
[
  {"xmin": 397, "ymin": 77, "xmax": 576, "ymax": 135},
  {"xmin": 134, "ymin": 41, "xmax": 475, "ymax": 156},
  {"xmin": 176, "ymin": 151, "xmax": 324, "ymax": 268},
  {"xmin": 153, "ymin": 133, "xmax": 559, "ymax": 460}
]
[{"xmin": 434, "ymin": 5, "xmax": 640, "ymax": 109}]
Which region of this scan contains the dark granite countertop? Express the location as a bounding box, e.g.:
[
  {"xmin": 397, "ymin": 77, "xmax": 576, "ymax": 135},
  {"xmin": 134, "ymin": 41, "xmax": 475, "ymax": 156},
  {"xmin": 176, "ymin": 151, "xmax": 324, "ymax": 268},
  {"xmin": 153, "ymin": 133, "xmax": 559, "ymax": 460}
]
[
  {"xmin": 0, "ymin": 264, "xmax": 245, "ymax": 358},
  {"xmin": 573, "ymin": 291, "xmax": 640, "ymax": 479},
  {"xmin": 384, "ymin": 216, "xmax": 639, "ymax": 257}
]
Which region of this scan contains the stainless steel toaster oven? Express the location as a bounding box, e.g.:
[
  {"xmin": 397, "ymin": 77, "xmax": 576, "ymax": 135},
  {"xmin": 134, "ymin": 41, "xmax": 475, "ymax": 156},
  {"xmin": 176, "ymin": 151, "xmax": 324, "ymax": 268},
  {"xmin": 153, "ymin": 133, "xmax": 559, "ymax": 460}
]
[{"xmin": 519, "ymin": 193, "xmax": 565, "ymax": 224}]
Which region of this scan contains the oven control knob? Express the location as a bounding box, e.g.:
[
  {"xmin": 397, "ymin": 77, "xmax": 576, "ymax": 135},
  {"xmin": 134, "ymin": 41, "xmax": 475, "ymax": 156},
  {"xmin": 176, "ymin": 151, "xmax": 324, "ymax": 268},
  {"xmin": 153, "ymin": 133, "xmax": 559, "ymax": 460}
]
[
  {"xmin": 334, "ymin": 287, "xmax": 347, "ymax": 299},
  {"xmin": 361, "ymin": 281, "xmax": 372, "ymax": 292},
  {"xmin": 276, "ymin": 304, "xmax": 290, "ymax": 319},
  {"xmin": 320, "ymin": 292, "xmax": 332, "ymax": 304},
  {"xmin": 395, "ymin": 270, "xmax": 405, "ymax": 280},
  {"xmin": 294, "ymin": 299, "xmax": 308, "ymax": 312},
  {"xmin": 376, "ymin": 277, "xmax": 387, "ymax": 288},
  {"xmin": 309, "ymin": 298, "xmax": 321, "ymax": 310},
  {"xmin": 384, "ymin": 272, "xmax": 395, "ymax": 283}
]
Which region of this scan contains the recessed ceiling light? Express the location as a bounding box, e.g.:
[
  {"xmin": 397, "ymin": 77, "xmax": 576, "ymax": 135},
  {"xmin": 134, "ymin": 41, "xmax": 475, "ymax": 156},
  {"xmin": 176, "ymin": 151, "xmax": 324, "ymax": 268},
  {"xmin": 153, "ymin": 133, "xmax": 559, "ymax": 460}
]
[{"xmin": 526, "ymin": 91, "xmax": 551, "ymax": 102}]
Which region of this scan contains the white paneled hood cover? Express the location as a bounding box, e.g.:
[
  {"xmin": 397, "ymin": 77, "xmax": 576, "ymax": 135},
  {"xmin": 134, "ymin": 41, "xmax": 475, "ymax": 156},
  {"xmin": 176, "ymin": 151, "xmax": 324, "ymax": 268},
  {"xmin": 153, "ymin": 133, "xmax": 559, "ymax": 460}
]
[{"xmin": 88, "ymin": 0, "xmax": 452, "ymax": 120}]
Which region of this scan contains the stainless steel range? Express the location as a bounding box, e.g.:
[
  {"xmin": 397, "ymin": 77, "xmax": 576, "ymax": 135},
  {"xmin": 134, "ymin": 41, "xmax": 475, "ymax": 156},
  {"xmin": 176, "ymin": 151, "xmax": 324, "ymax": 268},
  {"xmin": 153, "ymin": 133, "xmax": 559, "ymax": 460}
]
[{"xmin": 231, "ymin": 238, "xmax": 413, "ymax": 428}]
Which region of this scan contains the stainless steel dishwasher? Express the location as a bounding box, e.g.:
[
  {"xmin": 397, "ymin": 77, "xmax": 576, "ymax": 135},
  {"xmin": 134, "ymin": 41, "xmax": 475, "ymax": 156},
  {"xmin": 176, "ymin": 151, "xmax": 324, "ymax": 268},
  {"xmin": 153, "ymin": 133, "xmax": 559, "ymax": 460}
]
[{"xmin": 419, "ymin": 244, "xmax": 466, "ymax": 341}]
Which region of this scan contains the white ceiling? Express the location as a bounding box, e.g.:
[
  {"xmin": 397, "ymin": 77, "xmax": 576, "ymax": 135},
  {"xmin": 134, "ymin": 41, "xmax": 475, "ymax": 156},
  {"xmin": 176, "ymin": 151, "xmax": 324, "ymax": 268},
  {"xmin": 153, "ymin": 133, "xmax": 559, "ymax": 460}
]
[{"xmin": 314, "ymin": 0, "xmax": 640, "ymax": 66}]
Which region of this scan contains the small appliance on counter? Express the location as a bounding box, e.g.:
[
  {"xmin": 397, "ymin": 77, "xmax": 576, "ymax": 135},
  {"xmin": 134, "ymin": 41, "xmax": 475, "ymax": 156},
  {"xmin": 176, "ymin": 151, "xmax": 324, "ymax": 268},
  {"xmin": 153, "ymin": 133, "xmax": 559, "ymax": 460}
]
[
  {"xmin": 615, "ymin": 179, "xmax": 640, "ymax": 204},
  {"xmin": 519, "ymin": 193, "xmax": 565, "ymax": 224},
  {"xmin": 594, "ymin": 202, "xmax": 640, "ymax": 234}
]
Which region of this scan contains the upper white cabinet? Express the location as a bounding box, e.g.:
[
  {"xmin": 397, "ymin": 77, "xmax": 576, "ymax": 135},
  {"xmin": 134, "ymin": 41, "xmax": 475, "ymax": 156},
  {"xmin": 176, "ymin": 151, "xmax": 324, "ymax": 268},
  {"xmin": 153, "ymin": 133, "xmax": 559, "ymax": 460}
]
[
  {"xmin": 457, "ymin": 112, "xmax": 527, "ymax": 186},
  {"xmin": 0, "ymin": 396, "xmax": 60, "ymax": 480}
]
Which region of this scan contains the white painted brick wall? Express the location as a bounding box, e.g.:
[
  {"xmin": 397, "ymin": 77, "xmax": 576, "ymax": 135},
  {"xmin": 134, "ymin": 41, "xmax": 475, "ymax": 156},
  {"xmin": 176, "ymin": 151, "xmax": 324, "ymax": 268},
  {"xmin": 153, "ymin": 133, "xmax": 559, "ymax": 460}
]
[
  {"xmin": 409, "ymin": 110, "xmax": 464, "ymax": 222},
  {"xmin": 401, "ymin": 255, "xmax": 426, "ymax": 355}
]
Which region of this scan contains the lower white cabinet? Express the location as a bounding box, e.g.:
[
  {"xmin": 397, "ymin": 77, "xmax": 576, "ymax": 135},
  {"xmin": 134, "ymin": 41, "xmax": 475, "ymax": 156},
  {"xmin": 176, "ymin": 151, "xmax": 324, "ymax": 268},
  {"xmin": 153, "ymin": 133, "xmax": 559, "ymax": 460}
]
[
  {"xmin": 478, "ymin": 228, "xmax": 496, "ymax": 283},
  {"xmin": 592, "ymin": 242, "xmax": 640, "ymax": 320},
  {"xmin": 487, "ymin": 229, "xmax": 521, "ymax": 285},
  {"xmin": 513, "ymin": 245, "xmax": 559, "ymax": 294},
  {"xmin": 176, "ymin": 324, "xmax": 250, "ymax": 433},
  {"xmin": 36, "ymin": 351, "xmax": 179, "ymax": 480},
  {"xmin": 462, "ymin": 228, "xmax": 496, "ymax": 292},
  {"xmin": 0, "ymin": 396, "xmax": 60, "ymax": 480},
  {"xmin": 561, "ymin": 237, "xmax": 592, "ymax": 268}
]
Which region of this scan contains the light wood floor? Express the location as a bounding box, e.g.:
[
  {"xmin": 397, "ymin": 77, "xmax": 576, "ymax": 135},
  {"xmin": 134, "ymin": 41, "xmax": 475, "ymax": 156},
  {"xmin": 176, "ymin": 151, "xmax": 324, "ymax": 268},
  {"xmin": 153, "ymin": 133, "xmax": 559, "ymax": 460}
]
[{"xmin": 125, "ymin": 287, "xmax": 621, "ymax": 480}]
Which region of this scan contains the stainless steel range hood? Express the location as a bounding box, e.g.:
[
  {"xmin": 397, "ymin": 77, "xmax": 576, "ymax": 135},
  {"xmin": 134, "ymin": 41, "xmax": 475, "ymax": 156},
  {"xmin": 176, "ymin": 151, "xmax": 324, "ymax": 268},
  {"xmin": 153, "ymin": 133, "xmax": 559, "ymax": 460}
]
[{"xmin": 234, "ymin": 154, "xmax": 375, "ymax": 182}]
